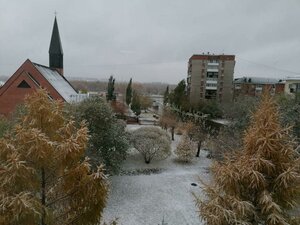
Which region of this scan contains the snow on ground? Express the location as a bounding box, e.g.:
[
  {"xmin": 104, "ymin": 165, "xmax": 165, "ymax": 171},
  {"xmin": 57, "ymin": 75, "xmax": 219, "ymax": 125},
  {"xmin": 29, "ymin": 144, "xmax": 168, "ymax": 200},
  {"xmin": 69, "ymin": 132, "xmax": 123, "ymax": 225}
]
[{"xmin": 103, "ymin": 124, "xmax": 211, "ymax": 225}]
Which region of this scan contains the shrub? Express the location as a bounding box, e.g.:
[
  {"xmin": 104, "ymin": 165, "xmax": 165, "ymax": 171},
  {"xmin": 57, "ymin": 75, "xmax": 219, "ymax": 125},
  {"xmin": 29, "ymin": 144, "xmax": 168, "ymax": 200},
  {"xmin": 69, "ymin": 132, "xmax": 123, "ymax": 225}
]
[
  {"xmin": 175, "ymin": 135, "xmax": 195, "ymax": 163},
  {"xmin": 0, "ymin": 116, "xmax": 11, "ymax": 138},
  {"xmin": 131, "ymin": 126, "xmax": 171, "ymax": 164}
]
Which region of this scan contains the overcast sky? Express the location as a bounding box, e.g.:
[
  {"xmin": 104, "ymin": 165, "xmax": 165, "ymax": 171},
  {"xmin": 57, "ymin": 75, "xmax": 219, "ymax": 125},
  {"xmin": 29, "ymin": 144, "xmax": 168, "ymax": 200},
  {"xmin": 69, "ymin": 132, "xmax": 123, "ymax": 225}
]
[{"xmin": 1, "ymin": 0, "xmax": 300, "ymax": 84}]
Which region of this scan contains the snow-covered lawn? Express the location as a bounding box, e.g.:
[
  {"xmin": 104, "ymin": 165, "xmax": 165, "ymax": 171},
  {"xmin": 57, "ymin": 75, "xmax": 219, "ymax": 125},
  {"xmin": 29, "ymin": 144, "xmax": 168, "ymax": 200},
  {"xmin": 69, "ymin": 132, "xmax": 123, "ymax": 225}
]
[{"xmin": 103, "ymin": 125, "xmax": 211, "ymax": 225}]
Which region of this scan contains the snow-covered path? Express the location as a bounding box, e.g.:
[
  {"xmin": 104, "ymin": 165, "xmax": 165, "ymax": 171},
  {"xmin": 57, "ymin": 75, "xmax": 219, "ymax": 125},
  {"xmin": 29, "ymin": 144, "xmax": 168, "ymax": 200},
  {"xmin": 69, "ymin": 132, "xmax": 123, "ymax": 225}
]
[{"xmin": 103, "ymin": 125, "xmax": 211, "ymax": 225}]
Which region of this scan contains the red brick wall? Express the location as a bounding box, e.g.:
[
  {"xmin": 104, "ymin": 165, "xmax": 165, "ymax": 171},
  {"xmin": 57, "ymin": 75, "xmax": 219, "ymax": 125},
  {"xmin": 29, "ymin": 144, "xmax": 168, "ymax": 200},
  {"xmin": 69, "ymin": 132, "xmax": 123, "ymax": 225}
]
[
  {"xmin": 189, "ymin": 54, "xmax": 235, "ymax": 61},
  {"xmin": 0, "ymin": 71, "xmax": 37, "ymax": 116},
  {"xmin": 0, "ymin": 59, "xmax": 65, "ymax": 117},
  {"xmin": 275, "ymin": 83, "xmax": 285, "ymax": 94}
]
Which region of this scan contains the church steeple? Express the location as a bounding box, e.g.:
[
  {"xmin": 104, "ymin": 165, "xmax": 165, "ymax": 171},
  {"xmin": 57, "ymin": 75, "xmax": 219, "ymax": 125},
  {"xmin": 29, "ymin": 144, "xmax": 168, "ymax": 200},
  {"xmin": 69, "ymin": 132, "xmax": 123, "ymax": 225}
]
[{"xmin": 49, "ymin": 16, "xmax": 64, "ymax": 75}]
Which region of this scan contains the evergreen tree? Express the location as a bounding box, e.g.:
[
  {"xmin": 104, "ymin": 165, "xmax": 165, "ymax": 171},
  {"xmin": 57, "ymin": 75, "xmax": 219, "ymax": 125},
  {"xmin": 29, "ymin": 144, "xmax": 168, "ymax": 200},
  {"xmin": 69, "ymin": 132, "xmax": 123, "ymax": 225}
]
[
  {"xmin": 126, "ymin": 78, "xmax": 133, "ymax": 106},
  {"xmin": 163, "ymin": 86, "xmax": 169, "ymax": 105},
  {"xmin": 106, "ymin": 75, "xmax": 116, "ymax": 101},
  {"xmin": 0, "ymin": 90, "xmax": 109, "ymax": 225},
  {"xmin": 195, "ymin": 94, "xmax": 300, "ymax": 225},
  {"xmin": 131, "ymin": 91, "xmax": 141, "ymax": 116},
  {"xmin": 169, "ymin": 80, "xmax": 186, "ymax": 109},
  {"xmin": 69, "ymin": 97, "xmax": 129, "ymax": 174}
]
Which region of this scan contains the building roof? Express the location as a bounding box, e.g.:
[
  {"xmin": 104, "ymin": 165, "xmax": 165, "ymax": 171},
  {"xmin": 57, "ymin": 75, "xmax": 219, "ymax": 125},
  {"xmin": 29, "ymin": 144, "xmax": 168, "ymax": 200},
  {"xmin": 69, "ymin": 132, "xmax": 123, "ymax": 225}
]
[
  {"xmin": 189, "ymin": 54, "xmax": 235, "ymax": 61},
  {"xmin": 234, "ymin": 76, "xmax": 280, "ymax": 84},
  {"xmin": 49, "ymin": 17, "xmax": 63, "ymax": 55},
  {"xmin": 33, "ymin": 63, "xmax": 77, "ymax": 102},
  {"xmin": 286, "ymin": 76, "xmax": 300, "ymax": 81}
]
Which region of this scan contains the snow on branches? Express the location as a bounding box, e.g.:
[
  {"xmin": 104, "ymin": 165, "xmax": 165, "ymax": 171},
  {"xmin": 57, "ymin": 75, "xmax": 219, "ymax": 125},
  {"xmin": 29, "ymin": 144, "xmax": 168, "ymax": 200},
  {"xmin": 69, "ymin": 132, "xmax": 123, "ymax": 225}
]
[
  {"xmin": 195, "ymin": 94, "xmax": 300, "ymax": 225},
  {"xmin": 131, "ymin": 126, "xmax": 171, "ymax": 164}
]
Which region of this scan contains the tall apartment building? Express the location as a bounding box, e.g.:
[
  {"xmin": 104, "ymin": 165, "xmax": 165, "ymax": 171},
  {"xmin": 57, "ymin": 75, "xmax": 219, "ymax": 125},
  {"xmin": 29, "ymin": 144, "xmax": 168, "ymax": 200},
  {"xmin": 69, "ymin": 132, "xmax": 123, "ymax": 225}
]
[{"xmin": 187, "ymin": 54, "xmax": 235, "ymax": 106}]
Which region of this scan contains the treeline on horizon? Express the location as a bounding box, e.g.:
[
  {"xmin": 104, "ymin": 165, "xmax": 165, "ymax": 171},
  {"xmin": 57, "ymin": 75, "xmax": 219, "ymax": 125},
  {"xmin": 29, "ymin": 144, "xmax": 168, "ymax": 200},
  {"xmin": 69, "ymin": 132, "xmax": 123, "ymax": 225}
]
[{"xmin": 70, "ymin": 79, "xmax": 176, "ymax": 95}]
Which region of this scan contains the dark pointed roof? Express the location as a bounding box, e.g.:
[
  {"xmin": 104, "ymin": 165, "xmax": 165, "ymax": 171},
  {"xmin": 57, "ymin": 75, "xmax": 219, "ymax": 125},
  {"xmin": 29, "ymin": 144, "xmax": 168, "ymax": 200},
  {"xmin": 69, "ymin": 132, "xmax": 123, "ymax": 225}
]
[{"xmin": 49, "ymin": 17, "xmax": 63, "ymax": 54}]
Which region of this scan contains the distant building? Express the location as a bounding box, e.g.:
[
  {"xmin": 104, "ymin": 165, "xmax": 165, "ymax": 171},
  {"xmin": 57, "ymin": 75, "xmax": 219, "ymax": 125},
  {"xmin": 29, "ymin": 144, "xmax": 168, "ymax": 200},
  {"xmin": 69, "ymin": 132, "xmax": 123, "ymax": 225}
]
[
  {"xmin": 233, "ymin": 76, "xmax": 284, "ymax": 98},
  {"xmin": 0, "ymin": 17, "xmax": 85, "ymax": 116},
  {"xmin": 284, "ymin": 76, "xmax": 300, "ymax": 97},
  {"xmin": 187, "ymin": 54, "xmax": 235, "ymax": 106}
]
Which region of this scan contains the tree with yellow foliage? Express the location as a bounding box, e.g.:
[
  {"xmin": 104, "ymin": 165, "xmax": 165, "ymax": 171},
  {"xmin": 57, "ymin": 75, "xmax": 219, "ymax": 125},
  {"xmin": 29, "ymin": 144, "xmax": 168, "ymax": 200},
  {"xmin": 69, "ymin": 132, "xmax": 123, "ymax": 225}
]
[
  {"xmin": 0, "ymin": 90, "xmax": 108, "ymax": 225},
  {"xmin": 195, "ymin": 94, "xmax": 300, "ymax": 225},
  {"xmin": 159, "ymin": 107, "xmax": 177, "ymax": 141},
  {"xmin": 175, "ymin": 134, "xmax": 195, "ymax": 163}
]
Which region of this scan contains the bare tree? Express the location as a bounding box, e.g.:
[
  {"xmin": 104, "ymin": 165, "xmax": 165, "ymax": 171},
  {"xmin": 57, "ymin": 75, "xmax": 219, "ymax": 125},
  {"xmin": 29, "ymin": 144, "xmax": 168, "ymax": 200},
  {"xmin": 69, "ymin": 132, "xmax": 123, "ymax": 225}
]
[
  {"xmin": 184, "ymin": 121, "xmax": 207, "ymax": 157},
  {"xmin": 159, "ymin": 107, "xmax": 178, "ymax": 141}
]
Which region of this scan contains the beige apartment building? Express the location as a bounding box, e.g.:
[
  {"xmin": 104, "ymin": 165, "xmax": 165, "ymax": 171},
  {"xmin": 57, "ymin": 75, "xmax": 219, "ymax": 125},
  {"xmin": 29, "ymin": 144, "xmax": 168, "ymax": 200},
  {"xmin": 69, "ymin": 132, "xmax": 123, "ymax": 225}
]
[
  {"xmin": 187, "ymin": 54, "xmax": 235, "ymax": 106},
  {"xmin": 284, "ymin": 76, "xmax": 300, "ymax": 97}
]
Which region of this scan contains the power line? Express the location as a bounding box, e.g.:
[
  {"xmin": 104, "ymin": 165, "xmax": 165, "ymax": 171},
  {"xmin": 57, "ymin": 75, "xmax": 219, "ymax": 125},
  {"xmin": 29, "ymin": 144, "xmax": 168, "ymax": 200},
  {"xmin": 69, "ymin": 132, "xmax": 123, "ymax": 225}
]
[{"xmin": 238, "ymin": 57, "xmax": 300, "ymax": 75}]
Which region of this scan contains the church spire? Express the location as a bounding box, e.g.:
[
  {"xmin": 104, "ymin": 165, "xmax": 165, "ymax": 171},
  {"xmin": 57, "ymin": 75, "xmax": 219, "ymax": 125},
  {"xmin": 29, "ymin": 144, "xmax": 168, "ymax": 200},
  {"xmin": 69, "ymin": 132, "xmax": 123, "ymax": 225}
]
[{"xmin": 49, "ymin": 16, "xmax": 64, "ymax": 75}]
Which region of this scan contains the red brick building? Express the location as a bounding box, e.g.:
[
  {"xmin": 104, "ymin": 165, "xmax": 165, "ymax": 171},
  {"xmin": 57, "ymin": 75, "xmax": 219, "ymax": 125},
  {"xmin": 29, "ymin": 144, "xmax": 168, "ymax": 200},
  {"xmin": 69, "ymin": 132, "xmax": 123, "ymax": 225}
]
[
  {"xmin": 0, "ymin": 17, "xmax": 78, "ymax": 116},
  {"xmin": 233, "ymin": 76, "xmax": 285, "ymax": 99}
]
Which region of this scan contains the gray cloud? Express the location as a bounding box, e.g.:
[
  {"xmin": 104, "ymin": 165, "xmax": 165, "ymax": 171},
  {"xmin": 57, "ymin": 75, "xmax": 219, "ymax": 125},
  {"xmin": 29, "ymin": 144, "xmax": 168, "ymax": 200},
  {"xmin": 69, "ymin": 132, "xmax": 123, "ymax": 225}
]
[{"xmin": 1, "ymin": 0, "xmax": 300, "ymax": 83}]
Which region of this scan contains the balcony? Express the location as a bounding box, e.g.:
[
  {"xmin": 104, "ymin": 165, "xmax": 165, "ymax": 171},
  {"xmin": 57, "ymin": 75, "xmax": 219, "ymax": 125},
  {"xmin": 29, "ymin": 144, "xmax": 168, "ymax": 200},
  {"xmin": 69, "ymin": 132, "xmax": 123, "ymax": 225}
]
[
  {"xmin": 206, "ymin": 83, "xmax": 217, "ymax": 90},
  {"xmin": 207, "ymin": 62, "xmax": 219, "ymax": 66},
  {"xmin": 206, "ymin": 78, "xmax": 218, "ymax": 84},
  {"xmin": 207, "ymin": 68, "xmax": 219, "ymax": 72}
]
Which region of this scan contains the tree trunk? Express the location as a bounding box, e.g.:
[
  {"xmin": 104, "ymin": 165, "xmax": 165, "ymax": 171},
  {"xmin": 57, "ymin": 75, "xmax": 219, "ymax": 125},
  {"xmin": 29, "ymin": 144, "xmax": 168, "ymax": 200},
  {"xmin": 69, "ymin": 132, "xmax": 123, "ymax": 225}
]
[
  {"xmin": 171, "ymin": 127, "xmax": 175, "ymax": 141},
  {"xmin": 196, "ymin": 141, "xmax": 202, "ymax": 157},
  {"xmin": 41, "ymin": 168, "xmax": 46, "ymax": 225},
  {"xmin": 144, "ymin": 155, "xmax": 151, "ymax": 164}
]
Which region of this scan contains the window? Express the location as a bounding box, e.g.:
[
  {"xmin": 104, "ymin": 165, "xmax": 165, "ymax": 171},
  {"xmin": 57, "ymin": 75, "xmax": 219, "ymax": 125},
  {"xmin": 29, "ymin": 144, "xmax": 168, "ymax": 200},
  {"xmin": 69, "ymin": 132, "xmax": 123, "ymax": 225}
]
[
  {"xmin": 235, "ymin": 84, "xmax": 241, "ymax": 89},
  {"xmin": 205, "ymin": 90, "xmax": 217, "ymax": 99},
  {"xmin": 207, "ymin": 72, "xmax": 218, "ymax": 78},
  {"xmin": 17, "ymin": 80, "xmax": 31, "ymax": 88}
]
